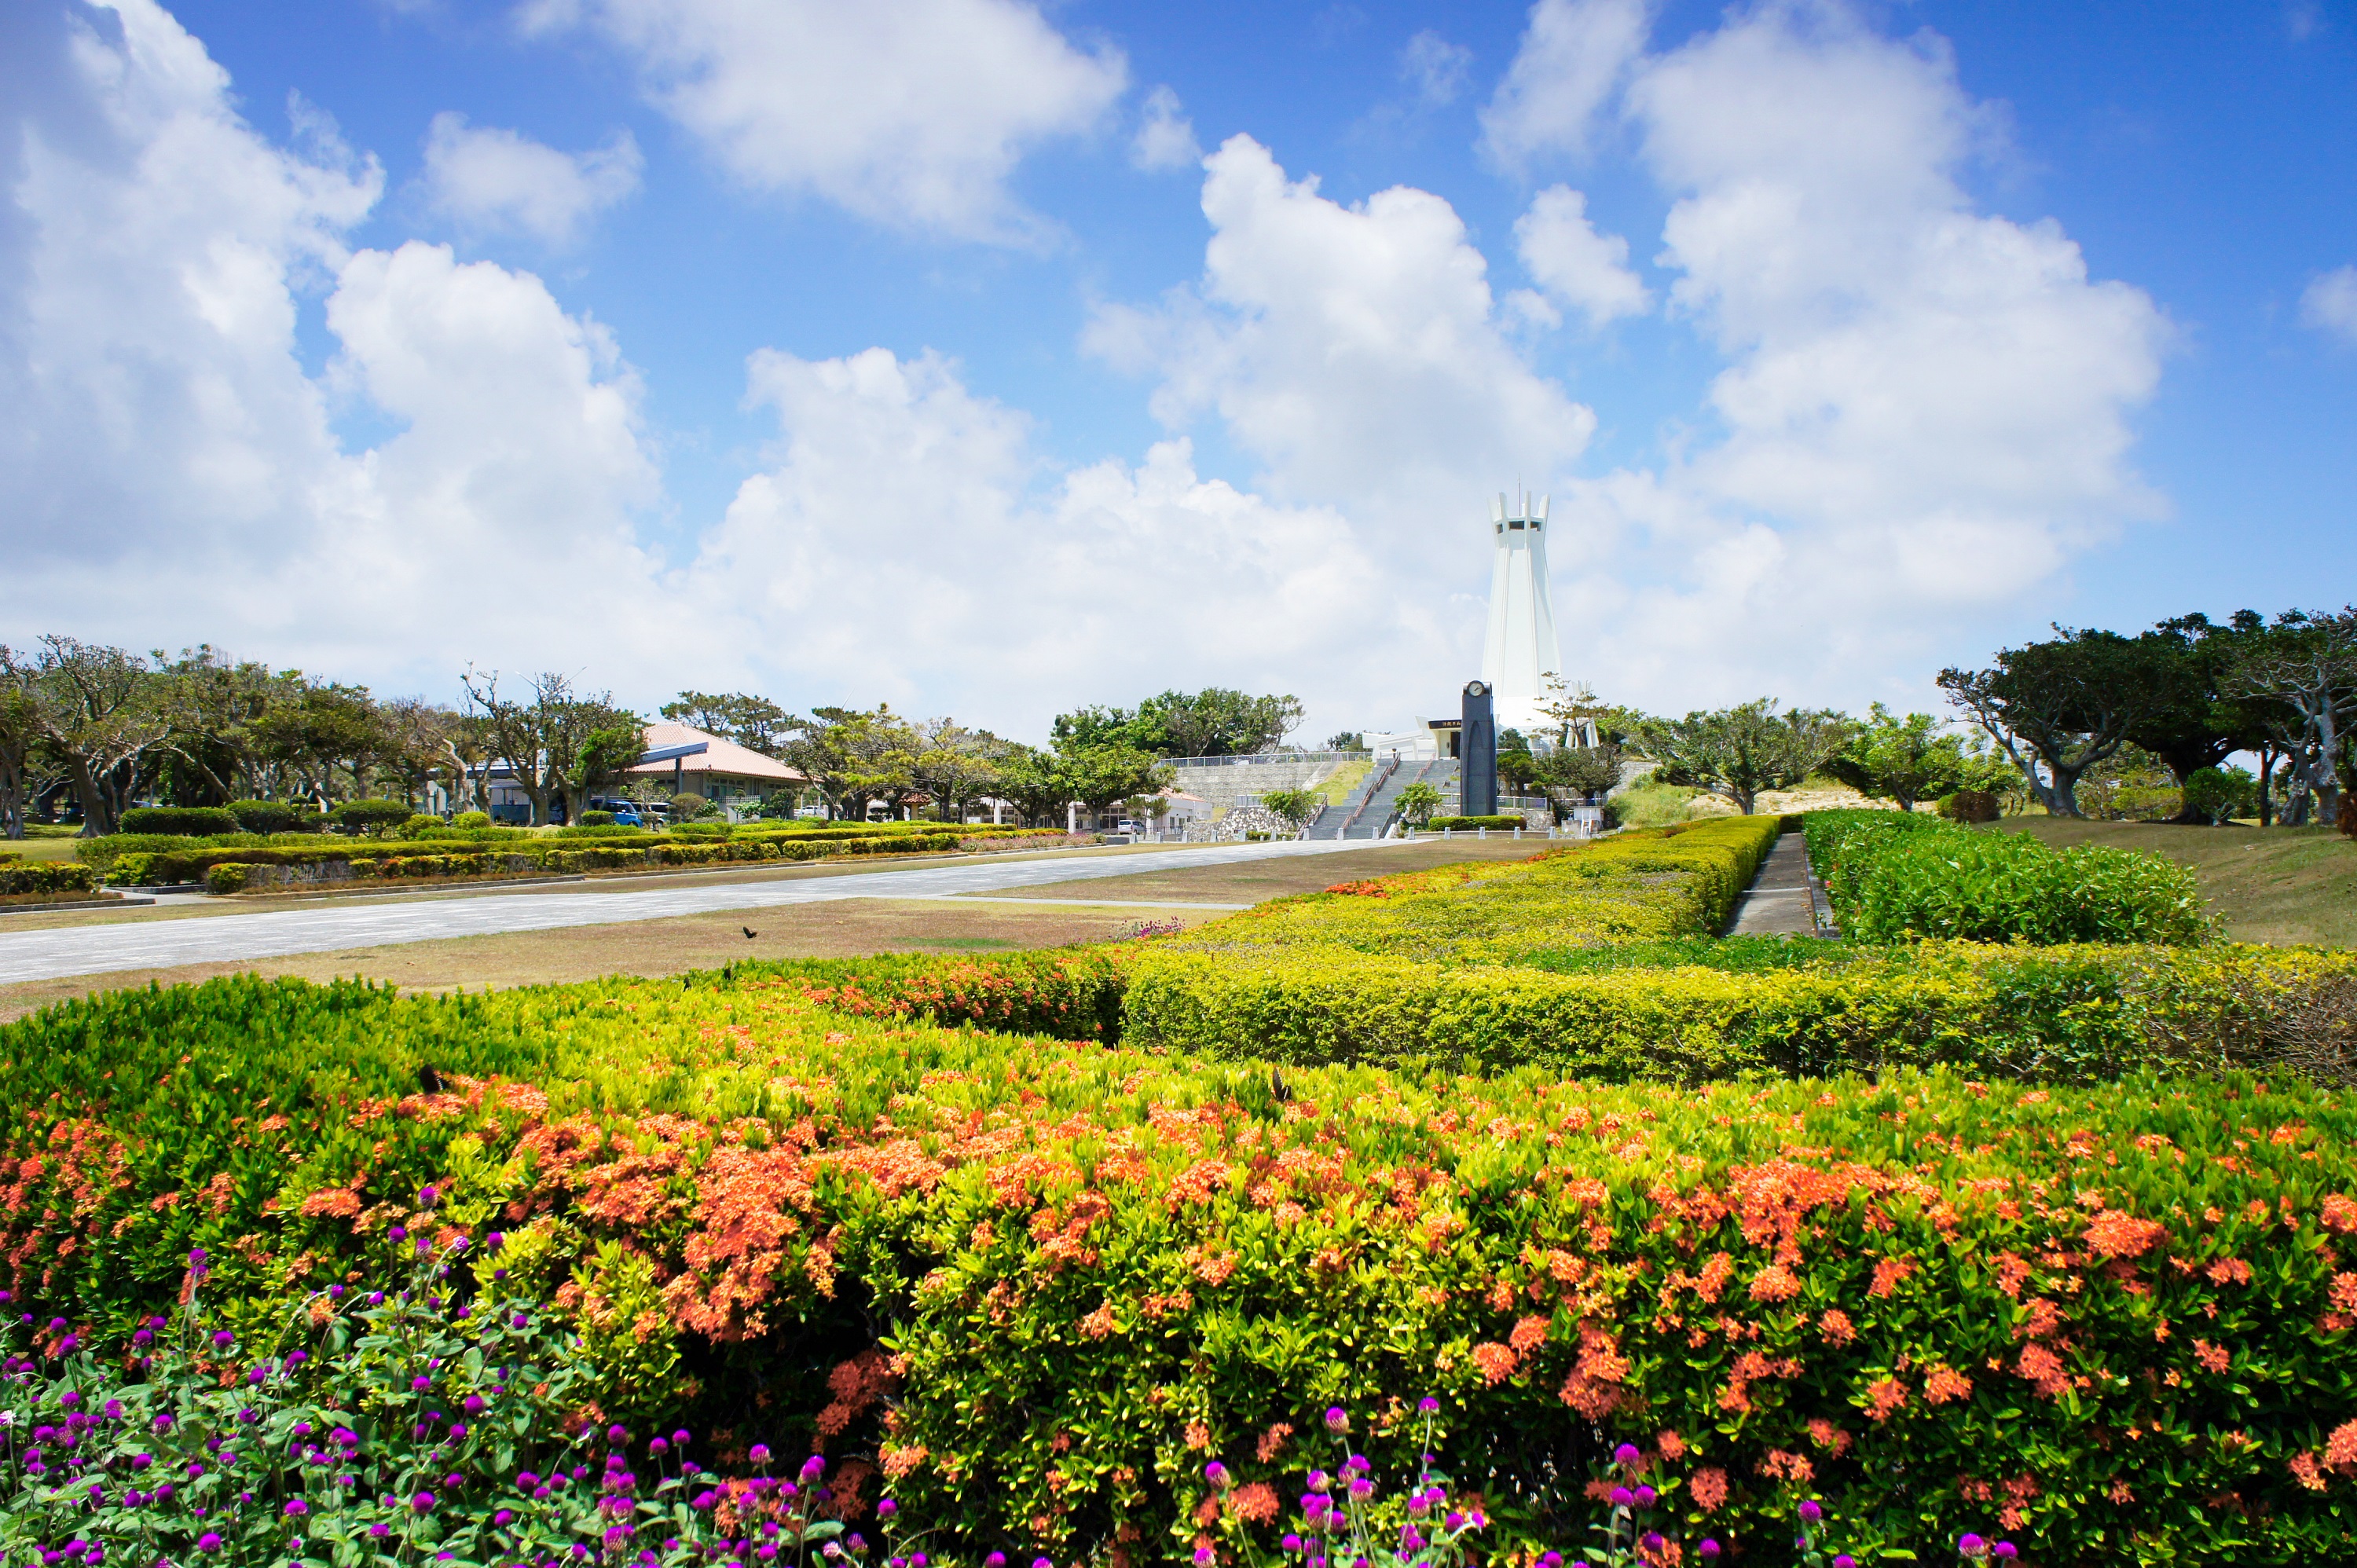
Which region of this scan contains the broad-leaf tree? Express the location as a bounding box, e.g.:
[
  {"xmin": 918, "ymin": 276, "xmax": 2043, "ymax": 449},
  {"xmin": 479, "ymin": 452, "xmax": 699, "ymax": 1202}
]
[
  {"xmin": 1822, "ymin": 704, "xmax": 1974, "ymax": 812},
  {"xmin": 779, "ymin": 705, "xmax": 921, "ymax": 819},
  {"xmin": 462, "ymin": 669, "xmax": 640, "ymax": 826},
  {"xmin": 1630, "ymin": 699, "xmax": 1849, "ymax": 815},
  {"xmin": 1937, "ymin": 628, "xmax": 2170, "ymax": 816}
]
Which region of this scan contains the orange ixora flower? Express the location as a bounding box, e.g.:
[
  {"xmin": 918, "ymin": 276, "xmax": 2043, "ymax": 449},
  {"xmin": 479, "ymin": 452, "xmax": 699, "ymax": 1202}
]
[
  {"xmin": 1923, "ymin": 1366, "xmax": 1974, "ymax": 1405},
  {"xmin": 1472, "ymin": 1342, "xmax": 1520, "ymax": 1385},
  {"xmin": 1864, "ymin": 1376, "xmax": 1908, "ymax": 1423},
  {"xmin": 1227, "ymin": 1482, "xmax": 1280, "ymax": 1524},
  {"xmin": 1688, "ymin": 1467, "xmax": 1728, "ymax": 1512},
  {"xmin": 2084, "ymin": 1211, "xmax": 2168, "ymax": 1260}
]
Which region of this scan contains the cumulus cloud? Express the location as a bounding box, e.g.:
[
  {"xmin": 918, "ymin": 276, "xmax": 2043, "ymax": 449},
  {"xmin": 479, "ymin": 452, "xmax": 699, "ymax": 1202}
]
[
  {"xmin": 1084, "ymin": 135, "xmax": 1597, "ymax": 540},
  {"xmin": 1538, "ymin": 0, "xmax": 2168, "ymax": 705},
  {"xmin": 0, "ymin": 0, "xmax": 669, "ymax": 686},
  {"xmin": 1479, "ymin": 0, "xmax": 1651, "ymax": 167},
  {"xmin": 0, "ymin": 1, "xmax": 1441, "ymax": 731},
  {"xmin": 680, "ymin": 348, "xmax": 1436, "ymax": 731},
  {"xmin": 521, "ymin": 0, "xmax": 1126, "ymax": 244},
  {"xmin": 1513, "ymin": 185, "xmax": 1648, "ymax": 326},
  {"xmin": 2302, "ymin": 265, "xmax": 2357, "ymax": 345},
  {"xmin": 1130, "ymin": 85, "xmax": 1200, "ymax": 172},
  {"xmin": 417, "ymin": 112, "xmax": 641, "ymax": 246}
]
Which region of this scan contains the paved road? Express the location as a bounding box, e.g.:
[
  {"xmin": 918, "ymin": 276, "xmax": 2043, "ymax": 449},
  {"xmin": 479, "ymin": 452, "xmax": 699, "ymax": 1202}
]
[
  {"xmin": 1725, "ymin": 833, "xmax": 1821, "ymax": 936},
  {"xmin": 0, "ymin": 839, "xmax": 1395, "ymax": 985}
]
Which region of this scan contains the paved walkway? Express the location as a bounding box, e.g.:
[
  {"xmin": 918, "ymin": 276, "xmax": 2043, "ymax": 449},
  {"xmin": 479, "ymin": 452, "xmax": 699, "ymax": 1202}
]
[
  {"xmin": 1725, "ymin": 833, "xmax": 1821, "ymax": 936},
  {"xmin": 0, "ymin": 839, "xmax": 1391, "ymax": 986}
]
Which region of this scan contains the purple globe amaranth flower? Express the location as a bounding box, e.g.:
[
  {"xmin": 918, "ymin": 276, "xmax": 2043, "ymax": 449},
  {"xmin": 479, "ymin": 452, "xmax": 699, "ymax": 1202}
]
[
  {"xmin": 1992, "ymin": 1548, "xmax": 2018, "ymax": 1562},
  {"xmin": 1417, "ymin": 1397, "xmax": 1439, "ymax": 1414},
  {"xmin": 419, "ymin": 1185, "xmax": 438, "ymax": 1207},
  {"xmin": 196, "ymin": 1534, "xmax": 222, "ymax": 1553},
  {"xmin": 1834, "ymin": 1556, "xmax": 1857, "ymax": 1568},
  {"xmin": 1324, "ymin": 1407, "xmax": 1349, "ymax": 1433},
  {"xmin": 876, "ymin": 1499, "xmax": 897, "ymax": 1519},
  {"xmin": 1699, "ymin": 1544, "xmax": 1721, "ymax": 1561},
  {"xmin": 984, "ymin": 1556, "xmax": 1006, "ymax": 1568},
  {"xmin": 1612, "ymin": 1443, "xmax": 1642, "ymax": 1467},
  {"xmin": 1633, "ymin": 1486, "xmax": 1657, "ymax": 1509},
  {"xmin": 1799, "ymin": 1499, "xmax": 1824, "ymax": 1525},
  {"xmin": 1204, "ymin": 1461, "xmax": 1230, "ymax": 1486},
  {"xmin": 673, "ymin": 1429, "xmax": 691, "ymax": 1447},
  {"xmin": 1958, "ymin": 1536, "xmax": 1988, "ymax": 1559},
  {"xmin": 412, "ymin": 1491, "xmax": 436, "ymax": 1512},
  {"xmin": 1610, "ymin": 1487, "xmax": 1634, "ymax": 1508},
  {"xmin": 749, "ymin": 1445, "xmax": 772, "ymax": 1465}
]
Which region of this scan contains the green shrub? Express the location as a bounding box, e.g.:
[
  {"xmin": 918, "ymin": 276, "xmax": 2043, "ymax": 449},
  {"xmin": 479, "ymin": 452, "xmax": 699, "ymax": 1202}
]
[
  {"xmin": 577, "ymin": 808, "xmax": 618, "ymax": 826},
  {"xmin": 2184, "ymin": 765, "xmax": 2259, "ymax": 825},
  {"xmin": 329, "ymin": 797, "xmax": 413, "ymax": 835},
  {"xmin": 452, "ymin": 809, "xmax": 493, "ymax": 829},
  {"xmin": 1807, "ymin": 808, "xmax": 2210, "ymax": 945},
  {"xmin": 0, "ymin": 863, "xmax": 97, "ymax": 897},
  {"xmin": 203, "ymin": 863, "xmax": 251, "ymax": 894},
  {"xmin": 117, "ymin": 805, "xmax": 241, "ymax": 836},
  {"xmin": 1420, "ymin": 815, "xmax": 1529, "ymax": 831},
  {"xmin": 2, "ymin": 974, "xmax": 2354, "ymax": 1562},
  {"xmin": 224, "ymin": 797, "xmax": 323, "ymax": 834},
  {"xmin": 1937, "ymin": 789, "xmax": 2000, "ymax": 822}
]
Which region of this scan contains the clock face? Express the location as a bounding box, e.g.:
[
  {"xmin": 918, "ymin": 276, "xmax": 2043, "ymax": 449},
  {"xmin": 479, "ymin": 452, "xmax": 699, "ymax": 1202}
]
[{"xmin": 1466, "ymin": 680, "xmax": 1489, "ymax": 696}]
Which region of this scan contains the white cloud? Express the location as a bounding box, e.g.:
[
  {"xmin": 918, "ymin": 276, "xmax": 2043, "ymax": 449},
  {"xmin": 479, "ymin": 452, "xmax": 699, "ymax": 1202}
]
[
  {"xmin": 522, "ymin": 0, "xmax": 1127, "ymax": 244},
  {"xmin": 417, "ymin": 112, "xmax": 641, "ymax": 246},
  {"xmin": 1532, "ymin": 0, "xmax": 2169, "ymax": 706},
  {"xmin": 680, "ymin": 348, "xmax": 1435, "ymax": 731},
  {"xmin": 2302, "ymin": 265, "xmax": 2357, "ymax": 345},
  {"xmin": 1130, "ymin": 85, "xmax": 1200, "ymax": 172},
  {"xmin": 0, "ymin": 0, "xmax": 669, "ymax": 686},
  {"xmin": 1513, "ymin": 185, "xmax": 1648, "ymax": 326},
  {"xmin": 1085, "ymin": 135, "xmax": 1597, "ymax": 537},
  {"xmin": 1479, "ymin": 0, "xmax": 1651, "ymax": 167},
  {"xmin": 1400, "ymin": 30, "xmax": 1474, "ymax": 107}
]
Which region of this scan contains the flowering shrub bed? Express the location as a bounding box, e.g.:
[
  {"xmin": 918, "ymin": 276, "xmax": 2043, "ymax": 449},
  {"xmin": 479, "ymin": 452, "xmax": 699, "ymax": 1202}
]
[
  {"xmin": 3, "ymin": 974, "xmax": 2355, "ymax": 1563},
  {"xmin": 1804, "ymin": 810, "xmax": 2211, "ymax": 946},
  {"xmin": 1, "ymin": 1233, "xmax": 896, "ymax": 1568}
]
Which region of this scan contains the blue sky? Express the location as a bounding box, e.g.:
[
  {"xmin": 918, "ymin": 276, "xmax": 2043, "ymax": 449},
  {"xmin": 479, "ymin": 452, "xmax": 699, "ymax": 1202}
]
[{"xmin": 3, "ymin": 0, "xmax": 2353, "ymax": 744}]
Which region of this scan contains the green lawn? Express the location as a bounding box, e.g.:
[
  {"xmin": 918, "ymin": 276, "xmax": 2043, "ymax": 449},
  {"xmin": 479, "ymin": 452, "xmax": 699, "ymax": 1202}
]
[
  {"xmin": 4, "ymin": 831, "xmax": 82, "ymax": 863},
  {"xmin": 1986, "ymin": 816, "xmax": 2357, "ymax": 947}
]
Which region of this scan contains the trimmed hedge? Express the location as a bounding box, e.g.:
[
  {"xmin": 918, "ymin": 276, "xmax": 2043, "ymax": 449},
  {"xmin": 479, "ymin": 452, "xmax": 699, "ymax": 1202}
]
[
  {"xmin": 0, "ymin": 862, "xmax": 98, "ymax": 897},
  {"xmin": 1420, "ymin": 815, "xmax": 1531, "ymax": 831},
  {"xmin": 1152, "ymin": 816, "xmax": 1784, "ymax": 966},
  {"xmin": 126, "ymin": 828, "xmax": 1037, "ymax": 889},
  {"xmin": 1125, "ymin": 938, "xmax": 2357, "ymax": 1082},
  {"xmin": 2, "ymin": 973, "xmax": 2355, "ymax": 1561},
  {"xmin": 116, "ymin": 805, "xmax": 240, "ymax": 836},
  {"xmin": 1806, "ymin": 808, "xmax": 2211, "ymax": 945}
]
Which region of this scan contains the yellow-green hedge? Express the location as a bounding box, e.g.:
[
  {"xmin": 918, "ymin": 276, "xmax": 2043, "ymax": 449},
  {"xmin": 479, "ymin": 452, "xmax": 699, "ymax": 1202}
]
[{"xmin": 1126, "ymin": 939, "xmax": 2357, "ymax": 1082}]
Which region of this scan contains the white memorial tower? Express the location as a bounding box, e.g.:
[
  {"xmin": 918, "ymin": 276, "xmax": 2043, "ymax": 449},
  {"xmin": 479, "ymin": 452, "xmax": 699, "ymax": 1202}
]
[{"xmin": 1479, "ymin": 489, "xmax": 1562, "ymax": 736}]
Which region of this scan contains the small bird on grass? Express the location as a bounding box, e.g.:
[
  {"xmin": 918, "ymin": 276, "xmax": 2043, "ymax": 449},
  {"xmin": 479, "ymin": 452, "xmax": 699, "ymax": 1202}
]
[
  {"xmin": 417, "ymin": 1064, "xmax": 445, "ymax": 1094},
  {"xmin": 742, "ymin": 925, "xmax": 758, "ymax": 940}
]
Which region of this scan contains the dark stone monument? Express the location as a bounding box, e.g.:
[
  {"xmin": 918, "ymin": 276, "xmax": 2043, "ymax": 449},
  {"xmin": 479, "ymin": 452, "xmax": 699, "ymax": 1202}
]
[{"xmin": 1461, "ymin": 680, "xmax": 1497, "ymax": 819}]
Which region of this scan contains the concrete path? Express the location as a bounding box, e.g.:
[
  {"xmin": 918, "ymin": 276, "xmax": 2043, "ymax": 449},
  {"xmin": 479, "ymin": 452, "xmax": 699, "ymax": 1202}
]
[
  {"xmin": 1725, "ymin": 833, "xmax": 1820, "ymax": 936},
  {"xmin": 0, "ymin": 839, "xmax": 1391, "ymax": 986}
]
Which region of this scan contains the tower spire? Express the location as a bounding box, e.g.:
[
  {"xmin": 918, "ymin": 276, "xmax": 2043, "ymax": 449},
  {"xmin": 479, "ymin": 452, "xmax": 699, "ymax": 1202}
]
[{"xmin": 1478, "ymin": 487, "xmax": 1562, "ymax": 737}]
